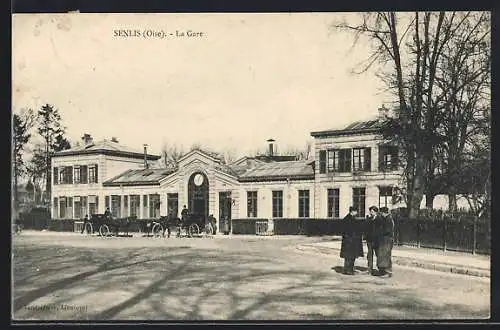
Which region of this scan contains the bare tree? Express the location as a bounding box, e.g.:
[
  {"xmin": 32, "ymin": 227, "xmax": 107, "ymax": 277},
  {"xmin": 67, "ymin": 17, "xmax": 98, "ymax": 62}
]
[
  {"xmin": 433, "ymin": 12, "xmax": 490, "ymax": 212},
  {"xmin": 220, "ymin": 147, "xmax": 237, "ymax": 165},
  {"xmin": 334, "ymin": 12, "xmax": 490, "ymax": 218},
  {"xmin": 13, "ymin": 108, "xmax": 35, "ymax": 215},
  {"xmin": 161, "ymin": 143, "xmax": 185, "ymax": 170}
]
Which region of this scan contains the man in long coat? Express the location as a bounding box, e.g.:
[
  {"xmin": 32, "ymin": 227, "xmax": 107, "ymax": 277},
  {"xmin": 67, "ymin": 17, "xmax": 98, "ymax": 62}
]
[
  {"xmin": 340, "ymin": 206, "xmax": 364, "ymax": 275},
  {"xmin": 373, "ymin": 206, "xmax": 394, "ymax": 277},
  {"xmin": 365, "ymin": 206, "xmax": 379, "ymax": 274}
]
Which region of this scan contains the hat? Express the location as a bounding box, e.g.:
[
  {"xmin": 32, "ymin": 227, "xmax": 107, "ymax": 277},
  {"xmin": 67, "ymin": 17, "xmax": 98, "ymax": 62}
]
[
  {"xmin": 380, "ymin": 207, "xmax": 389, "ymax": 213},
  {"xmin": 369, "ymin": 206, "xmax": 379, "ymax": 212},
  {"xmin": 349, "ymin": 206, "xmax": 357, "ymax": 212}
]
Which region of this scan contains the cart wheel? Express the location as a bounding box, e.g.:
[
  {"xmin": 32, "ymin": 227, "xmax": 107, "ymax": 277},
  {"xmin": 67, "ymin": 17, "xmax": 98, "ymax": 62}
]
[
  {"xmin": 84, "ymin": 222, "xmax": 93, "ymax": 235},
  {"xmin": 152, "ymin": 223, "xmax": 164, "ymax": 238},
  {"xmin": 204, "ymin": 224, "xmax": 214, "ymax": 236},
  {"xmin": 188, "ymin": 223, "xmax": 200, "ymax": 237},
  {"xmin": 100, "ymin": 224, "xmax": 110, "ymax": 237}
]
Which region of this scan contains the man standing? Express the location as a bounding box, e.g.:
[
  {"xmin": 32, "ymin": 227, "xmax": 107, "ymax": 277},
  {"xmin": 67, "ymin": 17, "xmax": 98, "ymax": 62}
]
[
  {"xmin": 340, "ymin": 206, "xmax": 364, "ymax": 275},
  {"xmin": 80, "ymin": 214, "xmax": 90, "ymax": 234},
  {"xmin": 373, "ymin": 206, "xmax": 394, "ymax": 277},
  {"xmin": 365, "ymin": 206, "xmax": 378, "ymax": 275}
]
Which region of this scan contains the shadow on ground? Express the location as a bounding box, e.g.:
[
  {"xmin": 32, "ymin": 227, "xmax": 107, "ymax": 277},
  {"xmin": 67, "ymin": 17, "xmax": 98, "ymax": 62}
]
[{"xmin": 12, "ymin": 241, "xmax": 489, "ymax": 321}]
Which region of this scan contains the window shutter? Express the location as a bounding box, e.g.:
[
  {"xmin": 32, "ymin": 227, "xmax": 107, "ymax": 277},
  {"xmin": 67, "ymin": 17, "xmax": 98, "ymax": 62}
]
[
  {"xmin": 95, "ymin": 164, "xmax": 99, "ymax": 183},
  {"xmin": 105, "ymin": 196, "xmax": 110, "ymax": 208},
  {"xmin": 319, "ymin": 150, "xmax": 326, "ymax": 174},
  {"xmin": 53, "ymin": 168, "xmax": 58, "ymax": 185},
  {"xmin": 378, "ymin": 145, "xmax": 386, "ymax": 171},
  {"xmin": 364, "ymin": 148, "xmax": 371, "ymax": 171},
  {"xmin": 344, "ymin": 149, "xmax": 352, "ymax": 172}
]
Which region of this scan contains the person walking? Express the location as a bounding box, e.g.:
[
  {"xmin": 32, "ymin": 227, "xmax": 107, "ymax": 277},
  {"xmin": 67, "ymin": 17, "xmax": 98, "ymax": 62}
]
[
  {"xmin": 373, "ymin": 206, "xmax": 394, "ymax": 277},
  {"xmin": 340, "ymin": 206, "xmax": 364, "ymax": 275},
  {"xmin": 365, "ymin": 206, "xmax": 378, "ymax": 275}
]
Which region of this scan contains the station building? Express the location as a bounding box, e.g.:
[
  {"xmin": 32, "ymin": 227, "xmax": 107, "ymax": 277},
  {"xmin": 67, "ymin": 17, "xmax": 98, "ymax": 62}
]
[{"xmin": 51, "ymin": 108, "xmax": 403, "ymax": 231}]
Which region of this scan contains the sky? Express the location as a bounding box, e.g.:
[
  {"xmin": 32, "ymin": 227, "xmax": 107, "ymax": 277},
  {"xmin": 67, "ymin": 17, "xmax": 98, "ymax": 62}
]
[{"xmin": 12, "ymin": 13, "xmax": 392, "ymax": 159}]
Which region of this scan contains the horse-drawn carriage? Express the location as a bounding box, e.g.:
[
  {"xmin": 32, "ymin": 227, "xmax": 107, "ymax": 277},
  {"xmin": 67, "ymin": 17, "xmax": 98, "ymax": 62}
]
[
  {"xmin": 82, "ymin": 214, "xmax": 132, "ymax": 237},
  {"xmin": 139, "ymin": 215, "xmax": 178, "ymax": 238},
  {"xmin": 177, "ymin": 213, "xmax": 216, "ymax": 238}
]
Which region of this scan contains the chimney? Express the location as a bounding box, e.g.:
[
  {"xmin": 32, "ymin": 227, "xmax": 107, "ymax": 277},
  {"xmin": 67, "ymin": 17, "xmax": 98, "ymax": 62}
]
[
  {"xmin": 111, "ymin": 137, "xmax": 118, "ymax": 143},
  {"xmin": 267, "ymin": 138, "xmax": 275, "ymax": 157},
  {"xmin": 378, "ymin": 104, "xmax": 389, "ymax": 120},
  {"xmin": 143, "ymin": 144, "xmax": 149, "ymax": 169},
  {"xmin": 82, "ymin": 133, "xmax": 93, "ymax": 145}
]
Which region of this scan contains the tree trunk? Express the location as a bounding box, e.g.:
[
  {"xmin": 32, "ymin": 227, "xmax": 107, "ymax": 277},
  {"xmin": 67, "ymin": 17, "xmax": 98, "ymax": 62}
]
[
  {"xmin": 408, "ymin": 157, "xmax": 426, "ymax": 219},
  {"xmin": 425, "ymin": 192, "xmax": 435, "ymax": 209},
  {"xmin": 13, "ymin": 162, "xmax": 18, "ymax": 221},
  {"xmin": 448, "ymin": 193, "xmax": 457, "ymax": 213}
]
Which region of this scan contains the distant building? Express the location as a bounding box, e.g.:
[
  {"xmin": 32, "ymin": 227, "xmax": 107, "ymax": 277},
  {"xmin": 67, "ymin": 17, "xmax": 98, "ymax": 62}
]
[{"xmin": 50, "ymin": 111, "xmax": 408, "ymax": 231}]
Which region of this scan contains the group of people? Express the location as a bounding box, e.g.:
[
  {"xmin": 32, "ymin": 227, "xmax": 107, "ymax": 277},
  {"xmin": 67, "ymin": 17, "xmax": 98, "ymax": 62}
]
[{"xmin": 340, "ymin": 205, "xmax": 394, "ymax": 277}]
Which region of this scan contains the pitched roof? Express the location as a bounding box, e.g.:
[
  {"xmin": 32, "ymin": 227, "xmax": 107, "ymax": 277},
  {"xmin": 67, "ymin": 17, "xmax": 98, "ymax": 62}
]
[
  {"xmin": 238, "ymin": 160, "xmax": 314, "ymax": 182},
  {"xmin": 310, "ymin": 117, "xmax": 388, "ymax": 138},
  {"xmin": 53, "ymin": 139, "xmax": 161, "ymax": 160},
  {"xmin": 103, "ymin": 168, "xmax": 176, "ymax": 186}
]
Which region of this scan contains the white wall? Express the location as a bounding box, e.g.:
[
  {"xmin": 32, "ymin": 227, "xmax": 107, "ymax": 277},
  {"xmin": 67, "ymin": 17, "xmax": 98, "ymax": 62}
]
[{"xmin": 237, "ymin": 180, "xmax": 315, "ymax": 219}]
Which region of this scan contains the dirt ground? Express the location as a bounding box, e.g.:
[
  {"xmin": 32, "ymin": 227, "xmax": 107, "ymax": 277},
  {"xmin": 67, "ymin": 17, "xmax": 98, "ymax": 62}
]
[{"xmin": 12, "ymin": 231, "xmax": 490, "ymax": 320}]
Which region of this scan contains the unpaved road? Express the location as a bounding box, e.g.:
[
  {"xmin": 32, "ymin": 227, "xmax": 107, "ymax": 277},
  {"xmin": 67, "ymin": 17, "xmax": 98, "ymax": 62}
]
[{"xmin": 12, "ymin": 231, "xmax": 490, "ymax": 320}]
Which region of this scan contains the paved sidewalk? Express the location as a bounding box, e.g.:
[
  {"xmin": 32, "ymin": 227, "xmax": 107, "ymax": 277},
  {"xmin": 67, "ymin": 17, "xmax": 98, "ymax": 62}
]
[{"xmin": 297, "ymin": 239, "xmax": 490, "ymax": 278}]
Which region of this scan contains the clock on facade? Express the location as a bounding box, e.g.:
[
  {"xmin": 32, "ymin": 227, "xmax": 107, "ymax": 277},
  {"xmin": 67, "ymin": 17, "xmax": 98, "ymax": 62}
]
[{"xmin": 193, "ymin": 173, "xmax": 204, "ymax": 186}]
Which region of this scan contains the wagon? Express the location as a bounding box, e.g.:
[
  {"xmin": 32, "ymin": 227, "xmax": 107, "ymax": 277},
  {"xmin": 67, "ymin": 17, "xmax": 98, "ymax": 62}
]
[
  {"xmin": 82, "ymin": 214, "xmax": 132, "ymax": 237},
  {"xmin": 139, "ymin": 216, "xmax": 179, "ymax": 238},
  {"xmin": 176, "ymin": 213, "xmax": 212, "ymax": 238}
]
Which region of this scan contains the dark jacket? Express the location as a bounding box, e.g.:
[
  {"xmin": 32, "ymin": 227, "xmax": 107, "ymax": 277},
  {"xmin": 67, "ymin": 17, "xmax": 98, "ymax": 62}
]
[
  {"xmin": 373, "ymin": 213, "xmax": 394, "ymax": 268},
  {"xmin": 340, "ymin": 213, "xmax": 364, "ymax": 259},
  {"xmin": 364, "ymin": 214, "xmax": 376, "ymax": 243}
]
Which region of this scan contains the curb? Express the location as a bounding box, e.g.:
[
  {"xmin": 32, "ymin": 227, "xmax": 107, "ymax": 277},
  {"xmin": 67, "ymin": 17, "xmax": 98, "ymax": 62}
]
[{"xmin": 296, "ymin": 244, "xmax": 490, "ymax": 278}]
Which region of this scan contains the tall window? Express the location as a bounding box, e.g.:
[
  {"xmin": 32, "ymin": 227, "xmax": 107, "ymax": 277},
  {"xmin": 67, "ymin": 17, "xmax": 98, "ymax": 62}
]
[
  {"xmin": 73, "ymin": 166, "xmax": 80, "ymax": 184},
  {"xmin": 111, "ymin": 195, "xmax": 121, "ymax": 218},
  {"xmin": 326, "ymin": 149, "xmax": 351, "ymax": 173},
  {"xmin": 81, "ymin": 196, "xmax": 88, "ymax": 217},
  {"xmin": 65, "ymin": 167, "xmax": 73, "ymax": 184},
  {"xmin": 88, "ymin": 164, "xmax": 98, "ymax": 183},
  {"xmin": 327, "ymin": 188, "xmax": 340, "ymax": 218},
  {"xmin": 353, "ymin": 188, "xmax": 366, "ymax": 217},
  {"xmin": 80, "ymin": 165, "xmax": 88, "ymax": 183},
  {"xmin": 130, "ymin": 195, "xmax": 140, "ymax": 217},
  {"xmin": 272, "ymin": 190, "xmax": 283, "ymax": 218},
  {"xmin": 379, "ymin": 145, "xmax": 399, "ymax": 171},
  {"xmin": 149, "ymin": 194, "xmax": 160, "ymax": 218},
  {"xmin": 88, "ymin": 196, "xmax": 98, "ymax": 216},
  {"xmin": 379, "ymin": 186, "xmax": 393, "ymax": 208},
  {"xmin": 298, "ymin": 190, "xmax": 310, "ymax": 218},
  {"xmin": 167, "ymin": 193, "xmax": 179, "ymax": 217},
  {"xmin": 247, "ymin": 191, "xmax": 258, "ymax": 217},
  {"xmin": 327, "ymin": 150, "xmax": 340, "ymax": 172},
  {"xmin": 59, "ymin": 197, "xmax": 66, "ymax": 218},
  {"xmin": 67, "ymin": 197, "xmax": 73, "ymax": 218},
  {"xmin": 74, "ymin": 196, "xmax": 82, "ymax": 218},
  {"xmin": 143, "ymin": 195, "xmax": 148, "ymax": 219},
  {"xmin": 339, "ymin": 149, "xmax": 351, "ymax": 172},
  {"xmin": 59, "ymin": 168, "xmax": 65, "ymax": 184},
  {"xmin": 53, "ymin": 168, "xmax": 58, "ymax": 185},
  {"xmin": 353, "ymin": 148, "xmax": 371, "ymax": 172},
  {"xmin": 123, "ymin": 196, "xmax": 129, "ymax": 217}
]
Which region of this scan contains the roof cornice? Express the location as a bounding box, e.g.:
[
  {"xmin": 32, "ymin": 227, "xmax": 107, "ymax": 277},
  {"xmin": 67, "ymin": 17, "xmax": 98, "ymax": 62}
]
[{"xmin": 51, "ymin": 149, "xmax": 161, "ymax": 160}]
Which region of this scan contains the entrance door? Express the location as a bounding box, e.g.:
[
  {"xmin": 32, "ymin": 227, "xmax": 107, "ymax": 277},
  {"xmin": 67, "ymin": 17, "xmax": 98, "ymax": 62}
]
[
  {"xmin": 188, "ymin": 172, "xmax": 209, "ymax": 220},
  {"xmin": 219, "ymin": 191, "xmax": 232, "ymax": 233}
]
